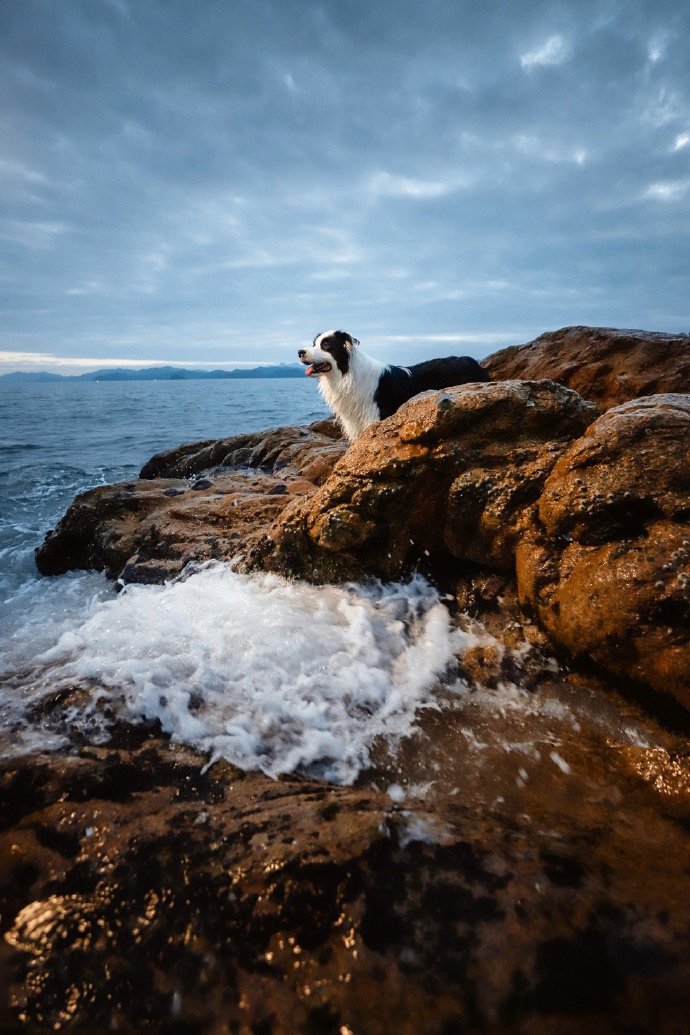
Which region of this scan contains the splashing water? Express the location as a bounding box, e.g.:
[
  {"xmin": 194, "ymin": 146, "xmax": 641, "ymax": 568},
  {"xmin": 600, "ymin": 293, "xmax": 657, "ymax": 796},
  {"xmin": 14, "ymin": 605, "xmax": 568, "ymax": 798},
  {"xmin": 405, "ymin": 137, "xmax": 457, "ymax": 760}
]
[{"xmin": 2, "ymin": 562, "xmax": 463, "ymax": 783}]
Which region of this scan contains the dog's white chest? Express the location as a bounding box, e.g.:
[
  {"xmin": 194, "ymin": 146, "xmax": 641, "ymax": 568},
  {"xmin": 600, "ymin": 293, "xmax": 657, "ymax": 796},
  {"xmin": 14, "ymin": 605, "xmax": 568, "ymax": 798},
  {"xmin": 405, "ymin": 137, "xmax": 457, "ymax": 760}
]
[{"xmin": 319, "ymin": 354, "xmax": 384, "ymax": 441}]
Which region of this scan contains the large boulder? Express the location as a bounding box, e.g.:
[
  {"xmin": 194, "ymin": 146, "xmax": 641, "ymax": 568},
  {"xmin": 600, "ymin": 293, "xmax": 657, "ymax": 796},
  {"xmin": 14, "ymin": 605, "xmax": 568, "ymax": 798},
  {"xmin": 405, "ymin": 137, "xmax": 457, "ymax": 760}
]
[
  {"xmin": 484, "ymin": 326, "xmax": 690, "ymax": 410},
  {"xmin": 248, "ymin": 380, "xmax": 598, "ymax": 582},
  {"xmin": 516, "ymin": 394, "xmax": 690, "ymax": 709}
]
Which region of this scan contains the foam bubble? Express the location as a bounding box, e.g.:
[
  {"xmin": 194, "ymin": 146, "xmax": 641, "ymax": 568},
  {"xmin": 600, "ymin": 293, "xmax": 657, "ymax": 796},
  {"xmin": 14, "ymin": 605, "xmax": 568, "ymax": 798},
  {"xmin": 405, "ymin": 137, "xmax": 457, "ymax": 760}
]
[{"xmin": 10, "ymin": 562, "xmax": 459, "ymax": 783}]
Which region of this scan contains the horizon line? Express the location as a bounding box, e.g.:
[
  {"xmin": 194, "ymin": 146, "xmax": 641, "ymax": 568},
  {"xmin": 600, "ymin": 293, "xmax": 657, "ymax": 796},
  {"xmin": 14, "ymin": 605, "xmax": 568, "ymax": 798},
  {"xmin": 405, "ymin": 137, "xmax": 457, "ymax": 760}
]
[
  {"xmin": 0, "ymin": 362, "xmax": 306, "ymax": 380},
  {"xmin": 0, "ymin": 331, "xmax": 526, "ymax": 376}
]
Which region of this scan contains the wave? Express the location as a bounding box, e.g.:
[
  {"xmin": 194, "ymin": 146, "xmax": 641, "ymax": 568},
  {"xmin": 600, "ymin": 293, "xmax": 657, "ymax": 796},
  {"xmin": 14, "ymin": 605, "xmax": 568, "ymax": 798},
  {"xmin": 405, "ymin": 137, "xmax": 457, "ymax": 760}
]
[
  {"xmin": 0, "ymin": 442, "xmax": 43, "ymax": 453},
  {"xmin": 1, "ymin": 562, "xmax": 463, "ymax": 784}
]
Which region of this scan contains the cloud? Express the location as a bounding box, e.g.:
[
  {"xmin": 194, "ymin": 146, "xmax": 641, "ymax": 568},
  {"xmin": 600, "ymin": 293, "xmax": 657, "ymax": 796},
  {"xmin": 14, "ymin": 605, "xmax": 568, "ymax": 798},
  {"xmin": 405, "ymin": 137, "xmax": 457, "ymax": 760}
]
[
  {"xmin": 0, "ymin": 158, "xmax": 49, "ymax": 185},
  {"xmin": 640, "ymin": 85, "xmax": 684, "ymax": 128},
  {"xmin": 520, "ymin": 34, "xmax": 570, "ymax": 70},
  {"xmin": 647, "ymin": 30, "xmax": 670, "ymax": 65},
  {"xmin": 368, "ymin": 171, "xmax": 456, "ymax": 200},
  {"xmin": 376, "ymin": 333, "xmax": 521, "ymax": 346},
  {"xmin": 0, "ymin": 0, "xmax": 689, "ymax": 373},
  {"xmin": 512, "ymin": 134, "xmax": 588, "ymax": 165},
  {"xmin": 644, "ymin": 179, "xmax": 690, "ymax": 202},
  {"xmin": 0, "ymin": 218, "xmax": 73, "ymax": 249}
]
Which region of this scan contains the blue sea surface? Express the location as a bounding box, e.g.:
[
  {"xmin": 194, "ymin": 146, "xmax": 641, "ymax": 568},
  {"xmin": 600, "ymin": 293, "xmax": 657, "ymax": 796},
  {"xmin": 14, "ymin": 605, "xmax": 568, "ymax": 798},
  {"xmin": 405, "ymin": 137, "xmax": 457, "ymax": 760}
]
[{"xmin": 0, "ymin": 377, "xmax": 328, "ymax": 619}]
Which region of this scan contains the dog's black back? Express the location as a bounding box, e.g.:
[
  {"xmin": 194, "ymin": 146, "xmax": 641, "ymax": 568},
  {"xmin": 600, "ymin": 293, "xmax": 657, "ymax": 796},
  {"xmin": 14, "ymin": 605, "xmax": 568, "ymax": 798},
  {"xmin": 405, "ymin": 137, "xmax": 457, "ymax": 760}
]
[{"xmin": 374, "ymin": 356, "xmax": 489, "ymax": 420}]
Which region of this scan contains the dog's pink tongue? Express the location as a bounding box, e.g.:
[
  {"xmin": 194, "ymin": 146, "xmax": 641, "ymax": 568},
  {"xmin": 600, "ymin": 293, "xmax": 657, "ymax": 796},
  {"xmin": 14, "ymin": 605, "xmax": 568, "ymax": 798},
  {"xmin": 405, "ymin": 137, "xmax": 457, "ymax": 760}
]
[{"xmin": 305, "ymin": 365, "xmax": 315, "ymax": 376}]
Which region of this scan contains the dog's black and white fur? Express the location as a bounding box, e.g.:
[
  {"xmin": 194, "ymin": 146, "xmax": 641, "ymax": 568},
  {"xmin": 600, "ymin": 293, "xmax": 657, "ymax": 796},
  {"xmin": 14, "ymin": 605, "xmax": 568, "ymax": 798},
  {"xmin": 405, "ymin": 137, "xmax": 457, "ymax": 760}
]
[{"xmin": 298, "ymin": 330, "xmax": 489, "ymax": 441}]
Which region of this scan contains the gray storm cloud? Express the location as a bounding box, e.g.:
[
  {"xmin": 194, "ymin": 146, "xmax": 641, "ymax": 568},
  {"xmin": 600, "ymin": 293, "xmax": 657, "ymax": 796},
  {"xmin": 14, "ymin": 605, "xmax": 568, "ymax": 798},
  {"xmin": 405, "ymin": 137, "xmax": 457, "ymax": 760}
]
[{"xmin": 1, "ymin": 0, "xmax": 688, "ymax": 371}]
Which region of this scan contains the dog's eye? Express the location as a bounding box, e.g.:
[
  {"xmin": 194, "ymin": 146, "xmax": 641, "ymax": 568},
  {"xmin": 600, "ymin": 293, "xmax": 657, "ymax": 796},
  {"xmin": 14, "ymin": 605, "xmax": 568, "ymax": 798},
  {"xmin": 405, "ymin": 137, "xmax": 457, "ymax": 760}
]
[{"xmin": 321, "ymin": 342, "xmax": 332, "ymax": 352}]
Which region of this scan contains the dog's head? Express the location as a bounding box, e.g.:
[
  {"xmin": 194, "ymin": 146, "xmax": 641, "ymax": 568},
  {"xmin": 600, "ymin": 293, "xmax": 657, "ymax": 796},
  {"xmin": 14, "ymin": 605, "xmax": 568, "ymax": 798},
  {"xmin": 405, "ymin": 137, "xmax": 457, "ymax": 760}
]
[{"xmin": 298, "ymin": 330, "xmax": 359, "ymax": 378}]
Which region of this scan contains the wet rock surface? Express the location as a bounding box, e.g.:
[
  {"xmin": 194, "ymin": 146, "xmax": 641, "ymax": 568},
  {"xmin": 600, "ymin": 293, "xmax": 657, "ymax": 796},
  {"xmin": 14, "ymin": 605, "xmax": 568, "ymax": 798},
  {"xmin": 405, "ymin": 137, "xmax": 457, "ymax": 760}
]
[
  {"xmin": 1, "ymin": 682, "xmax": 689, "ymax": 1034},
  {"xmin": 138, "ymin": 418, "xmax": 343, "ymax": 483},
  {"xmin": 484, "ymin": 325, "xmax": 690, "ymax": 410},
  {"xmin": 516, "ymin": 394, "xmax": 690, "ymax": 710},
  {"xmin": 250, "ymin": 380, "xmax": 598, "ymax": 582}
]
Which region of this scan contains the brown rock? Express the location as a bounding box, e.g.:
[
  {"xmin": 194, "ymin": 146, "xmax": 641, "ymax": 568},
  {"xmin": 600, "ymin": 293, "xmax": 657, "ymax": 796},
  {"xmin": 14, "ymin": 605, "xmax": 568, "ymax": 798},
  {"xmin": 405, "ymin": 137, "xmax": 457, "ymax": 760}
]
[
  {"xmin": 516, "ymin": 394, "xmax": 690, "ymax": 709},
  {"xmin": 1, "ymin": 714, "xmax": 689, "ymax": 1034},
  {"xmin": 139, "ymin": 419, "xmax": 343, "ymax": 481},
  {"xmin": 34, "ymin": 470, "xmax": 296, "ymax": 583},
  {"xmin": 249, "ymin": 380, "xmax": 598, "ymax": 582},
  {"xmin": 484, "ymin": 325, "xmax": 690, "ymax": 410},
  {"xmin": 35, "ymin": 423, "xmax": 346, "ymax": 584}
]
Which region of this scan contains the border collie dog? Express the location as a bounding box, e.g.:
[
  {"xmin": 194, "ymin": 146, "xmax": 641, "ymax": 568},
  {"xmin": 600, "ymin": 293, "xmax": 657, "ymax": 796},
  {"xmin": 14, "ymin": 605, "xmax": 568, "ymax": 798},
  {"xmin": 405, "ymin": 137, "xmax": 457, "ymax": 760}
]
[{"xmin": 298, "ymin": 330, "xmax": 490, "ymax": 442}]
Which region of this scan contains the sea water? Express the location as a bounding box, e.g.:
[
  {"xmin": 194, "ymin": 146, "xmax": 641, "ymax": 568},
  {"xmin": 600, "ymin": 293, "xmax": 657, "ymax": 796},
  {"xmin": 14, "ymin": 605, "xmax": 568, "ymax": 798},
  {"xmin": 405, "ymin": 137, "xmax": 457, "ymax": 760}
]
[{"xmin": 0, "ymin": 379, "xmax": 463, "ymax": 781}]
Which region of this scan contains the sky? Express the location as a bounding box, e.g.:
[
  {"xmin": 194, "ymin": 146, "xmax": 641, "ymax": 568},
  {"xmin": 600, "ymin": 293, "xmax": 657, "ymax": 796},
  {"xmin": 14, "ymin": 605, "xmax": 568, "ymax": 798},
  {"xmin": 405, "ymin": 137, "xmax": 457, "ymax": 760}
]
[{"xmin": 1, "ymin": 0, "xmax": 689, "ymax": 374}]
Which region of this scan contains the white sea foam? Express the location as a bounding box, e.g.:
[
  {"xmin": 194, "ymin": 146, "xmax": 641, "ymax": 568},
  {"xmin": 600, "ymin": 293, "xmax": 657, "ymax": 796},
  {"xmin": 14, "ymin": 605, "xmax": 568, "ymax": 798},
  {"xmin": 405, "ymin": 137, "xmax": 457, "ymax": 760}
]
[{"xmin": 4, "ymin": 562, "xmax": 460, "ymax": 783}]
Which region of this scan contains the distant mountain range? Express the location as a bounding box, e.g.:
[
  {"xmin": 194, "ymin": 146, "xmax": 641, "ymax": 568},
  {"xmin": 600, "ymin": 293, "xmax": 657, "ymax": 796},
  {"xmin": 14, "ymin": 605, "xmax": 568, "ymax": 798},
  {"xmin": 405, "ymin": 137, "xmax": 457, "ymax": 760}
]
[{"xmin": 0, "ymin": 364, "xmax": 305, "ymax": 383}]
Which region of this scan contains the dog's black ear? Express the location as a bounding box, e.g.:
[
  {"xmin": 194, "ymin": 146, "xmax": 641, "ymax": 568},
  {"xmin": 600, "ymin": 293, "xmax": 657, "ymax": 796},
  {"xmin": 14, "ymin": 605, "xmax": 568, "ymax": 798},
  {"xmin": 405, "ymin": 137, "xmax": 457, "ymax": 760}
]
[{"xmin": 341, "ymin": 332, "xmax": 359, "ymax": 349}]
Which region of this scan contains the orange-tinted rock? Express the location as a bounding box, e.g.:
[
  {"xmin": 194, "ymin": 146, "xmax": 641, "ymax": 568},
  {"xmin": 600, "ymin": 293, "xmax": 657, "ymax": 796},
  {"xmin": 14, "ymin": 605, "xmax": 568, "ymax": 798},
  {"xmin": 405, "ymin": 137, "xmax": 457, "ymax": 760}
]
[
  {"xmin": 516, "ymin": 395, "xmax": 690, "ymax": 709},
  {"xmin": 250, "ymin": 380, "xmax": 597, "ymax": 582},
  {"xmin": 484, "ymin": 326, "xmax": 690, "ymax": 410}
]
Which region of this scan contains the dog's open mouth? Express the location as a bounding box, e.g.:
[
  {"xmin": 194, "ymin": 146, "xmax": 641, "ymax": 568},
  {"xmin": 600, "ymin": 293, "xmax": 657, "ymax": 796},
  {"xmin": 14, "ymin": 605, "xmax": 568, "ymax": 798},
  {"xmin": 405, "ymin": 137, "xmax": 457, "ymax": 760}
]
[{"xmin": 305, "ymin": 362, "xmax": 332, "ymax": 376}]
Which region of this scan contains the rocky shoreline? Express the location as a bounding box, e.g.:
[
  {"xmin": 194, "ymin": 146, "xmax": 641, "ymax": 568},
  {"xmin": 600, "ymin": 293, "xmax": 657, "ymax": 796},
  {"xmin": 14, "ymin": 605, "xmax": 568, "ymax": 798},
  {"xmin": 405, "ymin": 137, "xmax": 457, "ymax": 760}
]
[
  {"xmin": 3, "ymin": 326, "xmax": 690, "ymax": 1032},
  {"xmin": 35, "ymin": 325, "xmax": 690, "ymax": 712}
]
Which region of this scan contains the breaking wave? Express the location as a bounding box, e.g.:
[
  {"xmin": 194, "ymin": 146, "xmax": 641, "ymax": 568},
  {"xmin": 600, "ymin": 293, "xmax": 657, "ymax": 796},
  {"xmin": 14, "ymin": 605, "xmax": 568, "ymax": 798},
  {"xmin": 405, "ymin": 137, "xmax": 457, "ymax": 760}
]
[{"xmin": 2, "ymin": 562, "xmax": 463, "ymax": 784}]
